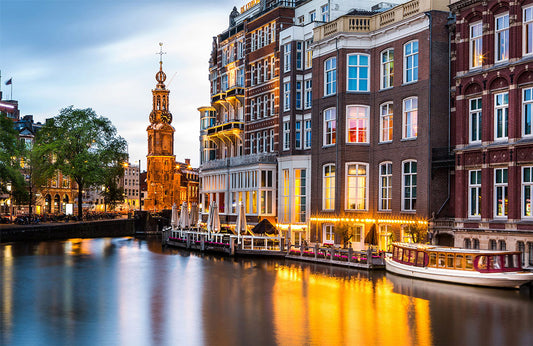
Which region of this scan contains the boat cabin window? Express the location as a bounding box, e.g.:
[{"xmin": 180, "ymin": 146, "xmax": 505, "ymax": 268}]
[
  {"xmin": 447, "ymin": 254, "xmax": 454, "ymax": 268},
  {"xmin": 398, "ymin": 247, "xmax": 403, "ymax": 261},
  {"xmin": 490, "ymin": 256, "xmax": 502, "ymax": 270},
  {"xmin": 393, "ymin": 246, "xmax": 398, "ymax": 259},
  {"xmin": 455, "ymin": 254, "xmax": 464, "ymax": 269},
  {"xmin": 465, "ymin": 255, "xmax": 474, "ymax": 270},
  {"xmin": 504, "ymin": 254, "xmax": 514, "ymax": 269},
  {"xmin": 438, "ymin": 253, "xmax": 446, "ymax": 268},
  {"xmin": 429, "ymin": 253, "xmax": 437, "ymax": 267},
  {"xmin": 477, "ymin": 256, "xmax": 487, "ymax": 270},
  {"xmin": 409, "ymin": 249, "xmax": 416, "ymax": 264},
  {"xmin": 416, "ymin": 251, "xmax": 425, "ymax": 266}
]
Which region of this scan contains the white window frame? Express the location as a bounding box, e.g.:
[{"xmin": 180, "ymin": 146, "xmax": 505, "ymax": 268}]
[
  {"xmin": 323, "ymin": 164, "xmax": 335, "ymax": 210},
  {"xmin": 324, "ymin": 57, "xmax": 336, "ymax": 96},
  {"xmin": 304, "ymin": 79, "xmax": 312, "ymax": 109},
  {"xmin": 284, "ymin": 82, "xmax": 291, "ymax": 111},
  {"xmin": 524, "ymin": 7, "xmax": 533, "ymax": 56},
  {"xmin": 321, "ymin": 4, "xmax": 329, "ymax": 22},
  {"xmin": 323, "ymin": 107, "xmax": 336, "ymax": 147},
  {"xmin": 284, "ymin": 44, "xmax": 291, "ymax": 73},
  {"xmin": 402, "ymin": 160, "xmax": 417, "ymax": 211},
  {"xmin": 379, "ymin": 162, "xmax": 392, "ymax": 211},
  {"xmin": 323, "ymin": 224, "xmax": 334, "ymax": 244},
  {"xmin": 347, "ymin": 54, "xmax": 370, "ymax": 92},
  {"xmin": 270, "ymin": 129, "xmax": 275, "ymax": 152},
  {"xmin": 402, "ymin": 97, "xmax": 418, "ymax": 139},
  {"xmin": 494, "ymin": 92, "xmax": 508, "ymax": 141},
  {"xmin": 523, "ymin": 166, "xmax": 533, "ymax": 218},
  {"xmin": 346, "ymin": 105, "xmax": 369, "ymax": 144},
  {"xmin": 495, "ymin": 13, "xmax": 509, "ymax": 63},
  {"xmin": 283, "ymin": 121, "xmax": 290, "ymax": 151},
  {"xmin": 380, "ymin": 102, "xmax": 393, "ymax": 143},
  {"xmin": 295, "ymin": 81, "xmax": 302, "ymax": 110},
  {"xmin": 469, "ymin": 97, "xmax": 482, "ymax": 143},
  {"xmin": 403, "ymin": 40, "xmax": 418, "ymax": 84},
  {"xmin": 468, "ymin": 170, "xmax": 481, "ymax": 219},
  {"xmin": 250, "ymin": 133, "xmax": 255, "ymax": 154},
  {"xmin": 381, "ymin": 49, "xmax": 394, "ymax": 89},
  {"xmin": 296, "ymin": 41, "xmax": 303, "ymax": 70},
  {"xmin": 469, "ymin": 21, "xmax": 483, "ymax": 69},
  {"xmin": 309, "ymin": 10, "xmax": 316, "ymax": 22},
  {"xmin": 305, "ymin": 39, "xmax": 313, "ymax": 69},
  {"xmin": 304, "ymin": 118, "xmax": 311, "ymax": 149},
  {"xmin": 494, "ymin": 167, "xmax": 508, "ymax": 218},
  {"xmin": 295, "ymin": 120, "xmax": 302, "ymax": 149},
  {"xmin": 523, "ymin": 88, "xmax": 533, "ymax": 137},
  {"xmin": 345, "ymin": 162, "xmax": 368, "ymax": 211}
]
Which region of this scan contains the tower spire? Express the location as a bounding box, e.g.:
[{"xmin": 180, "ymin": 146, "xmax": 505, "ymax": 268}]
[{"xmin": 155, "ymin": 42, "xmax": 167, "ymax": 88}]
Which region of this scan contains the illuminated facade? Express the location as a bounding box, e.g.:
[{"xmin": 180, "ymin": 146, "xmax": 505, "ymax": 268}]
[
  {"xmin": 309, "ymin": 0, "xmax": 453, "ymax": 250},
  {"xmin": 450, "ymin": 0, "xmax": 533, "ymax": 267}
]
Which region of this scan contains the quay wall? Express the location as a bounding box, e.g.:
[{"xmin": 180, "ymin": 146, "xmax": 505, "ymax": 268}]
[{"xmin": 0, "ymin": 219, "xmax": 135, "ymax": 243}]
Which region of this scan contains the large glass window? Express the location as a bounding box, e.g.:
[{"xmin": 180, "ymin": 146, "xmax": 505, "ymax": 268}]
[
  {"xmin": 402, "ymin": 160, "xmax": 417, "ymax": 211},
  {"xmin": 325, "ymin": 57, "xmax": 336, "ymax": 96},
  {"xmin": 283, "ymin": 121, "xmax": 290, "ymax": 151},
  {"xmin": 404, "ymin": 41, "xmax": 418, "ymax": 83},
  {"xmin": 282, "ymin": 169, "xmax": 289, "ymax": 222},
  {"xmin": 523, "ymin": 166, "xmax": 533, "ymax": 217},
  {"xmin": 380, "ymin": 102, "xmax": 393, "ymax": 143},
  {"xmin": 403, "ymin": 97, "xmax": 418, "ymax": 139},
  {"xmin": 295, "ymin": 121, "xmax": 302, "ymax": 149},
  {"xmin": 469, "ymin": 170, "xmax": 481, "ymax": 218},
  {"xmin": 323, "ymin": 108, "xmax": 336, "ymax": 146},
  {"xmin": 379, "ymin": 162, "xmax": 392, "ymax": 211},
  {"xmin": 284, "ymin": 44, "xmax": 291, "ymax": 72},
  {"xmin": 304, "ymin": 79, "xmax": 312, "ymax": 109},
  {"xmin": 296, "ymin": 41, "xmax": 303, "ymax": 70},
  {"xmin": 469, "ymin": 98, "xmax": 482, "ymax": 143},
  {"xmin": 347, "ymin": 54, "xmax": 369, "ymax": 92},
  {"xmin": 495, "ymin": 92, "xmax": 508, "ymax": 140},
  {"xmin": 346, "ymin": 163, "xmax": 367, "ymax": 210},
  {"xmin": 470, "ymin": 22, "xmax": 483, "ymax": 68},
  {"xmin": 494, "ymin": 167, "xmax": 508, "ymax": 217},
  {"xmin": 305, "ymin": 39, "xmax": 313, "ymax": 69},
  {"xmin": 495, "ymin": 14, "xmax": 509, "ymax": 62},
  {"xmin": 379, "ymin": 225, "xmax": 392, "ymax": 251},
  {"xmin": 346, "ymin": 105, "xmax": 369, "ymax": 143},
  {"xmin": 304, "ymin": 119, "xmax": 311, "ymax": 149},
  {"xmin": 525, "ymin": 7, "xmax": 533, "ymax": 55},
  {"xmin": 294, "ymin": 169, "xmax": 306, "ymax": 222},
  {"xmin": 296, "ymin": 81, "xmax": 302, "ymax": 110},
  {"xmin": 284, "ymin": 82, "xmax": 291, "ymax": 111},
  {"xmin": 381, "ymin": 49, "xmax": 394, "ymax": 89},
  {"xmin": 523, "ymin": 88, "xmax": 533, "ymax": 136},
  {"xmin": 323, "ymin": 164, "xmax": 335, "ymax": 210}
]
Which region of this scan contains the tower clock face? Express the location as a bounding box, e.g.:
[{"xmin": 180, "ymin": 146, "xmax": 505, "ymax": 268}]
[
  {"xmin": 149, "ymin": 111, "xmax": 157, "ymax": 123},
  {"xmin": 161, "ymin": 111, "xmax": 172, "ymax": 124}
]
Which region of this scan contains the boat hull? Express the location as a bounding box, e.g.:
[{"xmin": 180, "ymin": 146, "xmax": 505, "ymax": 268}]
[{"xmin": 385, "ymin": 258, "xmax": 533, "ymax": 288}]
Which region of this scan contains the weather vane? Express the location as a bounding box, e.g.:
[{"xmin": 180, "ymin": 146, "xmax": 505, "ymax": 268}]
[{"xmin": 156, "ymin": 42, "xmax": 166, "ymax": 63}]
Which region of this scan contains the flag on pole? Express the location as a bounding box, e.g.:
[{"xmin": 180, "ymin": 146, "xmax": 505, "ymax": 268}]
[{"xmin": 5, "ymin": 78, "xmax": 12, "ymax": 85}]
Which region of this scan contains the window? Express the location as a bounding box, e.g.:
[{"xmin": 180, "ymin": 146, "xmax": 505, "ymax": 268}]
[
  {"xmin": 264, "ymin": 59, "xmax": 270, "ymax": 81},
  {"xmin": 404, "ymin": 41, "xmax": 418, "ymax": 83},
  {"xmin": 251, "ymin": 64, "xmax": 256, "ymax": 86},
  {"xmin": 494, "ymin": 167, "xmax": 508, "ymax": 217},
  {"xmin": 237, "ymin": 41, "xmax": 244, "ymax": 59},
  {"xmin": 295, "ymin": 121, "xmax": 302, "ymax": 149},
  {"xmin": 469, "ymin": 98, "xmax": 482, "ymax": 143},
  {"xmin": 495, "ymin": 14, "xmax": 509, "ymax": 62},
  {"xmin": 222, "ymin": 74, "xmax": 228, "ymax": 91},
  {"xmin": 494, "ymin": 92, "xmax": 508, "ymax": 140},
  {"xmin": 305, "ymin": 39, "xmax": 313, "ymax": 69},
  {"xmin": 346, "ymin": 105, "xmax": 369, "ymax": 143},
  {"xmin": 304, "ymin": 119, "xmax": 311, "ymax": 149},
  {"xmin": 523, "ymin": 88, "xmax": 533, "ymax": 136},
  {"xmin": 294, "ymin": 169, "xmax": 306, "ymax": 222},
  {"xmin": 250, "ymin": 99, "xmax": 255, "ymax": 121},
  {"xmin": 346, "ymin": 163, "xmax": 367, "ymax": 210},
  {"xmin": 470, "ymin": 22, "xmax": 483, "ymax": 68},
  {"xmin": 257, "ymin": 131, "xmax": 263, "ymax": 152},
  {"xmin": 284, "ymin": 44, "xmax": 291, "ymax": 72},
  {"xmin": 380, "ymin": 102, "xmax": 393, "ymax": 143},
  {"xmin": 321, "ymin": 4, "xmax": 329, "ymax": 21},
  {"xmin": 284, "ymin": 82, "xmax": 291, "ymax": 111},
  {"xmin": 473, "ymin": 238, "xmax": 480, "ymax": 249},
  {"xmin": 523, "ymin": 166, "xmax": 533, "ymax": 217},
  {"xmin": 402, "ymin": 160, "xmax": 417, "ymax": 211},
  {"xmin": 257, "ymin": 97, "xmax": 263, "ymax": 118},
  {"xmin": 270, "ymin": 129, "xmax": 274, "ymax": 152},
  {"xmin": 499, "ymin": 240, "xmax": 506, "ymax": 251},
  {"xmin": 381, "ymin": 49, "xmax": 394, "ymax": 89},
  {"xmin": 323, "ymin": 108, "xmax": 336, "ymax": 146},
  {"xmin": 270, "ymin": 93, "xmax": 275, "ymax": 116},
  {"xmin": 489, "ymin": 239, "xmax": 497, "ymax": 250},
  {"xmin": 237, "ymin": 68, "xmax": 244, "ymax": 87},
  {"xmin": 295, "ymin": 81, "xmax": 302, "ymax": 109},
  {"xmin": 309, "ymin": 10, "xmax": 316, "ymax": 22},
  {"xmin": 379, "ymin": 162, "xmax": 392, "ymax": 211},
  {"xmin": 464, "ymin": 238, "xmax": 472, "ymax": 249},
  {"xmin": 297, "ymin": 15, "xmax": 304, "ymax": 24},
  {"xmin": 525, "ymin": 7, "xmax": 533, "ymax": 55},
  {"xmin": 379, "ymin": 225, "xmax": 392, "ymax": 251},
  {"xmin": 518, "ymin": 241, "xmax": 525, "ymax": 266},
  {"xmin": 323, "ymin": 224, "xmax": 334, "ymax": 244},
  {"xmin": 469, "ymin": 170, "xmax": 481, "ymax": 218},
  {"xmin": 250, "ymin": 133, "xmax": 255, "ymax": 154},
  {"xmin": 325, "ymin": 57, "xmax": 336, "ymax": 96},
  {"xmin": 296, "ymin": 42, "xmax": 303, "ymax": 70},
  {"xmin": 323, "ymin": 164, "xmax": 335, "ymax": 210},
  {"xmin": 402, "ymin": 97, "xmax": 418, "ymax": 139},
  {"xmin": 283, "ymin": 121, "xmax": 290, "ymax": 150},
  {"xmin": 347, "ymin": 54, "xmax": 369, "ymax": 92},
  {"xmin": 304, "ymin": 79, "xmax": 312, "ymax": 109},
  {"xmin": 264, "ymin": 95, "xmax": 269, "ymax": 118}
]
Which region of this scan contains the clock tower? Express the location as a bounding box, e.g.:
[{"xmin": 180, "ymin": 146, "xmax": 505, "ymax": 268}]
[{"xmin": 145, "ymin": 43, "xmax": 179, "ymax": 211}]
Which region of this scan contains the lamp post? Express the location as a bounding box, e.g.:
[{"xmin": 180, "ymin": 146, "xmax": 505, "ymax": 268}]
[
  {"xmin": 7, "ymin": 183, "xmax": 12, "ymax": 222},
  {"xmin": 138, "ymin": 159, "xmax": 142, "ymax": 211}
]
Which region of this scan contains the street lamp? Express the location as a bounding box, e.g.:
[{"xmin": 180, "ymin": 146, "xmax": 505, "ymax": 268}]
[
  {"xmin": 138, "ymin": 159, "xmax": 142, "ymax": 211},
  {"xmin": 6, "ymin": 183, "xmax": 12, "ymax": 222}
]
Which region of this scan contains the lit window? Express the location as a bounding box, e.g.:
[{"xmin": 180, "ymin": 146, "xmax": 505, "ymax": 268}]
[
  {"xmin": 381, "ymin": 49, "xmax": 394, "ymax": 89},
  {"xmin": 305, "ymin": 39, "xmax": 313, "ymax": 69},
  {"xmin": 494, "ymin": 92, "xmax": 508, "ymax": 140},
  {"xmin": 404, "ymin": 41, "xmax": 418, "ymax": 83},
  {"xmin": 468, "ymin": 170, "xmax": 481, "ymax": 218},
  {"xmin": 380, "ymin": 102, "xmax": 393, "ymax": 143},
  {"xmin": 523, "ymin": 88, "xmax": 533, "ymax": 136},
  {"xmin": 323, "ymin": 224, "xmax": 334, "ymax": 244},
  {"xmin": 494, "ymin": 167, "xmax": 508, "ymax": 217},
  {"xmin": 294, "ymin": 169, "xmax": 306, "ymax": 222},
  {"xmin": 523, "ymin": 166, "xmax": 533, "ymax": 217},
  {"xmin": 323, "ymin": 164, "xmax": 335, "ymax": 210},
  {"xmin": 323, "ymin": 108, "xmax": 336, "ymax": 146},
  {"xmin": 402, "ymin": 160, "xmax": 417, "ymax": 211},
  {"xmin": 378, "ymin": 225, "xmax": 392, "ymax": 252},
  {"xmin": 347, "ymin": 54, "xmax": 369, "ymax": 92},
  {"xmin": 469, "ymin": 98, "xmax": 482, "ymax": 143},
  {"xmin": 346, "ymin": 105, "xmax": 369, "ymax": 143},
  {"xmin": 402, "ymin": 97, "xmax": 418, "ymax": 139},
  {"xmin": 346, "ymin": 163, "xmax": 367, "ymax": 210},
  {"xmin": 495, "ymin": 14, "xmax": 509, "ymax": 62},
  {"xmin": 379, "ymin": 162, "xmax": 392, "ymax": 211},
  {"xmin": 525, "ymin": 7, "xmax": 533, "ymax": 55},
  {"xmin": 324, "ymin": 57, "xmax": 336, "ymax": 96},
  {"xmin": 470, "ymin": 22, "xmax": 483, "ymax": 68}
]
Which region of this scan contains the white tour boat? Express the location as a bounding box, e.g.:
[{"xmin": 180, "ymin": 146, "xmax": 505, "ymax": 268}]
[{"xmin": 385, "ymin": 243, "xmax": 533, "ymax": 288}]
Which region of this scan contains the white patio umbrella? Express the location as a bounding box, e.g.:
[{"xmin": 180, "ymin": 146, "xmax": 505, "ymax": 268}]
[
  {"xmin": 212, "ymin": 202, "xmax": 220, "ymax": 234},
  {"xmin": 235, "ymin": 201, "xmax": 247, "ymax": 244},
  {"xmin": 190, "ymin": 203, "xmax": 199, "ymax": 228},
  {"xmin": 171, "ymin": 204, "xmax": 178, "ymax": 229},
  {"xmin": 179, "ymin": 202, "xmax": 190, "ymax": 229}
]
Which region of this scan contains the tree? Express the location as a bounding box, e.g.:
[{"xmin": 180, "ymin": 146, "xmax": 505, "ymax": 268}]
[
  {"xmin": 334, "ymin": 222, "xmax": 355, "ymax": 248},
  {"xmin": 33, "ymin": 107, "xmax": 127, "ymax": 218},
  {"xmin": 0, "ymin": 115, "xmax": 27, "ymax": 205},
  {"xmin": 404, "ymin": 223, "xmax": 428, "ymax": 243},
  {"xmin": 100, "ymin": 165, "xmax": 125, "ymax": 211}
]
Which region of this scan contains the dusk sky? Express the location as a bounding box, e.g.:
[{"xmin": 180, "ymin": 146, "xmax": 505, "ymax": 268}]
[{"xmin": 0, "ymin": 0, "xmax": 248, "ymax": 168}]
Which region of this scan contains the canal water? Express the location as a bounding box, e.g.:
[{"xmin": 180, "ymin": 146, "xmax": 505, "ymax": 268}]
[{"xmin": 1, "ymin": 237, "xmax": 532, "ymax": 346}]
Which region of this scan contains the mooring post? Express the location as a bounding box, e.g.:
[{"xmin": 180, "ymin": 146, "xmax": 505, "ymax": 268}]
[
  {"xmin": 201, "ymin": 235, "xmax": 205, "ymax": 251},
  {"xmin": 229, "ymin": 237, "xmax": 235, "ymax": 256},
  {"xmin": 186, "ymin": 233, "xmax": 191, "ymax": 249},
  {"xmin": 348, "ymin": 248, "xmax": 353, "ymax": 263},
  {"xmin": 314, "ymin": 244, "xmax": 318, "ymax": 259}
]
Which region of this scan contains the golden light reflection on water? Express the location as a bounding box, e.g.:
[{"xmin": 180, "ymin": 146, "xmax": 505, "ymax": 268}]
[{"xmin": 272, "ymin": 264, "xmax": 431, "ymax": 345}]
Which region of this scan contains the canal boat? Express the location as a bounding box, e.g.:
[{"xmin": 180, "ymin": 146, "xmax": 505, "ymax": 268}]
[{"xmin": 385, "ymin": 243, "xmax": 533, "ymax": 288}]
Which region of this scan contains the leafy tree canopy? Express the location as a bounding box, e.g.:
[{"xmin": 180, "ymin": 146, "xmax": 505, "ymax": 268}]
[
  {"xmin": 0, "ymin": 115, "xmax": 27, "ymax": 198},
  {"xmin": 33, "ymin": 106, "xmax": 128, "ymax": 217}
]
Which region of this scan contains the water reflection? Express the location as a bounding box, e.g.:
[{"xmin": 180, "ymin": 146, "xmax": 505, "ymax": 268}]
[{"xmin": 1, "ymin": 238, "xmax": 532, "ymax": 345}]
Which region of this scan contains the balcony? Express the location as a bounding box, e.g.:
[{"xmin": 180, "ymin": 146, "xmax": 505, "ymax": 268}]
[
  {"xmin": 211, "ymin": 85, "xmax": 245, "ymax": 104},
  {"xmin": 200, "ymin": 152, "xmax": 278, "ymax": 171},
  {"xmin": 313, "ymin": 0, "xmax": 449, "ymax": 41}
]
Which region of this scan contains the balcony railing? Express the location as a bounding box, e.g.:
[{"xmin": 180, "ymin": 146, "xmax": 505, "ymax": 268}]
[
  {"xmin": 314, "ymin": 0, "xmax": 449, "ymax": 41},
  {"xmin": 206, "ymin": 121, "xmax": 244, "ymax": 137},
  {"xmin": 200, "ymin": 152, "xmax": 278, "ymax": 171}
]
